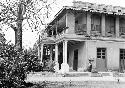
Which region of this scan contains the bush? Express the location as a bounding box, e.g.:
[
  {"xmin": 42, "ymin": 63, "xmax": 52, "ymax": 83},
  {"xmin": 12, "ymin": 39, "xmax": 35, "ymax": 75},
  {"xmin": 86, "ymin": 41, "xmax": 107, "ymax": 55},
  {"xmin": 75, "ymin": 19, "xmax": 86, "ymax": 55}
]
[
  {"xmin": 0, "ymin": 42, "xmax": 43, "ymax": 87},
  {"xmin": 43, "ymin": 59, "xmax": 55, "ymax": 72},
  {"xmin": 25, "ymin": 55, "xmax": 43, "ymax": 72}
]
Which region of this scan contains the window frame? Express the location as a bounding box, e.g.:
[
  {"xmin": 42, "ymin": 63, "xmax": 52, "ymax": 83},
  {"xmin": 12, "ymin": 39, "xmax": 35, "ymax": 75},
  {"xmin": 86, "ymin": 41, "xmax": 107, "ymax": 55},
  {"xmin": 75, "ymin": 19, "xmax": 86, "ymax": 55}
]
[
  {"xmin": 120, "ymin": 49, "xmax": 125, "ymax": 60},
  {"xmin": 97, "ymin": 47, "xmax": 106, "ymax": 59}
]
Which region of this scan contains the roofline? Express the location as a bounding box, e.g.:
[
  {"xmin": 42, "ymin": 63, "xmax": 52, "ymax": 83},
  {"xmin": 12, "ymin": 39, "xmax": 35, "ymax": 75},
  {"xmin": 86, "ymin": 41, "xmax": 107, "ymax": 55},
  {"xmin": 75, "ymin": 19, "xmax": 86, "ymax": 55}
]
[
  {"xmin": 46, "ymin": 2, "xmax": 125, "ymax": 30},
  {"xmin": 45, "ymin": 6, "xmax": 67, "ymax": 29}
]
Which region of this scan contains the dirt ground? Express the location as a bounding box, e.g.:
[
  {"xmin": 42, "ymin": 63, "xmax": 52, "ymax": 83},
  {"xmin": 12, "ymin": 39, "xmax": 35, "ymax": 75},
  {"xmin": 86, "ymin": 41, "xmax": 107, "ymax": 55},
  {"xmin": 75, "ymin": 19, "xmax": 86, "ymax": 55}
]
[
  {"xmin": 26, "ymin": 72, "xmax": 125, "ymax": 88},
  {"xmin": 29, "ymin": 81, "xmax": 125, "ymax": 88}
]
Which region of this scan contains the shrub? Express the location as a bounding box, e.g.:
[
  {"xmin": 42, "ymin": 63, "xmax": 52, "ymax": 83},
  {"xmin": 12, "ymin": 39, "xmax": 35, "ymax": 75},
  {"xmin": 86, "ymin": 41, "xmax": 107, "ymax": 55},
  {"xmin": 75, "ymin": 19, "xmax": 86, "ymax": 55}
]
[
  {"xmin": 0, "ymin": 42, "xmax": 43, "ymax": 87},
  {"xmin": 43, "ymin": 59, "xmax": 55, "ymax": 72}
]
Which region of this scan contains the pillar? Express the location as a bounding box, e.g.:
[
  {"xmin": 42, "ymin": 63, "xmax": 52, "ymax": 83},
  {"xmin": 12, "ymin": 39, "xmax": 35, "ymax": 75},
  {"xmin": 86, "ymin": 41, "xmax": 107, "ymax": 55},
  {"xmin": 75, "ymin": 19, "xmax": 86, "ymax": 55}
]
[
  {"xmin": 52, "ymin": 29, "xmax": 54, "ymax": 36},
  {"xmin": 86, "ymin": 12, "xmax": 91, "ymax": 35},
  {"xmin": 115, "ymin": 16, "xmax": 119, "ymax": 37},
  {"xmin": 38, "ymin": 44, "xmax": 40, "ymax": 61},
  {"xmin": 61, "ymin": 40, "xmax": 69, "ymax": 73},
  {"xmin": 54, "ymin": 44, "xmax": 59, "ymax": 72},
  {"xmin": 101, "ymin": 14, "xmax": 106, "ymax": 36},
  {"xmin": 40, "ymin": 44, "xmax": 44, "ymax": 63},
  {"xmin": 50, "ymin": 45, "xmax": 53, "ymax": 62},
  {"xmin": 55, "ymin": 44, "xmax": 58, "ymax": 63},
  {"xmin": 63, "ymin": 40, "xmax": 67, "ymax": 63}
]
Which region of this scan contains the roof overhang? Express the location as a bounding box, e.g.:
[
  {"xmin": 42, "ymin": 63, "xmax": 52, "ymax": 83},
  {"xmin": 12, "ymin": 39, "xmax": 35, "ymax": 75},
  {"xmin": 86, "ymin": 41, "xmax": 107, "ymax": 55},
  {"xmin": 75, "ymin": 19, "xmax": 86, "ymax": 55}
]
[
  {"xmin": 46, "ymin": 2, "xmax": 125, "ymax": 30},
  {"xmin": 41, "ymin": 37, "xmax": 55, "ymax": 44}
]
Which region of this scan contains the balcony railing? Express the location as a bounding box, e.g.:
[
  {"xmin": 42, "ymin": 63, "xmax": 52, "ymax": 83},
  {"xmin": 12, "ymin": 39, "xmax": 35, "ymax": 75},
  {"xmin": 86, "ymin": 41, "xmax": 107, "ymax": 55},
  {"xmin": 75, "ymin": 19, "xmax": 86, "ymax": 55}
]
[
  {"xmin": 91, "ymin": 24, "xmax": 101, "ymax": 32},
  {"xmin": 90, "ymin": 30, "xmax": 101, "ymax": 37},
  {"xmin": 106, "ymin": 26, "xmax": 115, "ymax": 37},
  {"xmin": 91, "ymin": 24, "xmax": 101, "ymax": 36},
  {"xmin": 75, "ymin": 24, "xmax": 87, "ymax": 35}
]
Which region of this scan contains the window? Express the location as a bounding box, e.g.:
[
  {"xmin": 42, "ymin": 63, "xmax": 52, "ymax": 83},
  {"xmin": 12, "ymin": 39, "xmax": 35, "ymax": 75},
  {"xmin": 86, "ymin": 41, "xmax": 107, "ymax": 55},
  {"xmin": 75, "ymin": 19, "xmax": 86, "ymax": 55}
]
[
  {"xmin": 120, "ymin": 49, "xmax": 125, "ymax": 72},
  {"xmin": 97, "ymin": 48, "xmax": 106, "ymax": 59},
  {"xmin": 91, "ymin": 14, "xmax": 101, "ymax": 33},
  {"xmin": 75, "ymin": 20, "xmax": 78, "ymax": 24},
  {"xmin": 120, "ymin": 49, "xmax": 125, "ymax": 60}
]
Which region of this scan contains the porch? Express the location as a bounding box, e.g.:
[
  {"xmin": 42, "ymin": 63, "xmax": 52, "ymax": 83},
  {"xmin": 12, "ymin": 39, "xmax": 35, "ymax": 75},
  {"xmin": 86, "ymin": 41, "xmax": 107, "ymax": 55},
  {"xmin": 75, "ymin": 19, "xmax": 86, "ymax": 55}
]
[{"xmin": 39, "ymin": 35, "xmax": 91, "ymax": 73}]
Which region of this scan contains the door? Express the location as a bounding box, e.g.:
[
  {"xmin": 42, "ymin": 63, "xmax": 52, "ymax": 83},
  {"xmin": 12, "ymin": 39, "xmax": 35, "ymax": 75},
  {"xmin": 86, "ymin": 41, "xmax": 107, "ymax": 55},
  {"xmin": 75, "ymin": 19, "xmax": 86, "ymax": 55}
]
[
  {"xmin": 120, "ymin": 49, "xmax": 125, "ymax": 72},
  {"xmin": 59, "ymin": 52, "xmax": 63, "ymax": 70},
  {"xmin": 73, "ymin": 49, "xmax": 78, "ymax": 71},
  {"xmin": 96, "ymin": 48, "xmax": 107, "ymax": 71}
]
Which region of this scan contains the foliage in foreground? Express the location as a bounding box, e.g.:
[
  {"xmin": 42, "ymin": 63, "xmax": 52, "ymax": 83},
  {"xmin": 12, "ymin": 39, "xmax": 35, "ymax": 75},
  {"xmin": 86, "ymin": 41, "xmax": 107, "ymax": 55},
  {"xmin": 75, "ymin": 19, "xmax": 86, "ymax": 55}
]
[{"xmin": 0, "ymin": 42, "xmax": 42, "ymax": 88}]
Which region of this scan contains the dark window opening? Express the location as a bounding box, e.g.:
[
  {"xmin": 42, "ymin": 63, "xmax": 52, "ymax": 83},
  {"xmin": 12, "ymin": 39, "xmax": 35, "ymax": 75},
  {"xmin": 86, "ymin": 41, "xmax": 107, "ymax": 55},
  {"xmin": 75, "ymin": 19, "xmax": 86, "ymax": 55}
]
[
  {"xmin": 97, "ymin": 48, "xmax": 106, "ymax": 59},
  {"xmin": 120, "ymin": 49, "xmax": 125, "ymax": 72},
  {"xmin": 120, "ymin": 49, "xmax": 125, "ymax": 59},
  {"xmin": 118, "ymin": 10, "xmax": 121, "ymax": 12},
  {"xmin": 75, "ymin": 20, "xmax": 78, "ymax": 24}
]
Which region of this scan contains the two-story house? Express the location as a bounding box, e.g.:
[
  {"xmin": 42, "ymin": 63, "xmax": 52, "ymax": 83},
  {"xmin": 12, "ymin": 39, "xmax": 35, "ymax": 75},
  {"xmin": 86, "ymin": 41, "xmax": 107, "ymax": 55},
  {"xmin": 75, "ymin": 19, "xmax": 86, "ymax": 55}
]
[{"xmin": 40, "ymin": 1, "xmax": 125, "ymax": 73}]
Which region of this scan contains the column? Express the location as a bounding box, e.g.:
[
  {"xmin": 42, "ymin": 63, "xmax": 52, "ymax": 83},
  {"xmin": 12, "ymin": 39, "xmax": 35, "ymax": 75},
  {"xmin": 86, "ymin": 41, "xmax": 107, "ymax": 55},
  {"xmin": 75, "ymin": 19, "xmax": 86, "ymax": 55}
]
[
  {"xmin": 115, "ymin": 15, "xmax": 119, "ymax": 37},
  {"xmin": 50, "ymin": 45, "xmax": 53, "ymax": 62},
  {"xmin": 64, "ymin": 40, "xmax": 67, "ymax": 63},
  {"xmin": 54, "ymin": 44, "xmax": 59, "ymax": 72},
  {"xmin": 86, "ymin": 12, "xmax": 91, "ymax": 35},
  {"xmin": 56, "ymin": 21, "xmax": 58, "ymax": 35},
  {"xmin": 101, "ymin": 14, "xmax": 106, "ymax": 36},
  {"xmin": 38, "ymin": 44, "xmax": 40, "ymax": 61},
  {"xmin": 52, "ymin": 29, "xmax": 54, "ymax": 36},
  {"xmin": 40, "ymin": 44, "xmax": 44, "ymax": 63},
  {"xmin": 63, "ymin": 41, "xmax": 65, "ymax": 63},
  {"xmin": 55, "ymin": 44, "xmax": 58, "ymax": 63},
  {"xmin": 61, "ymin": 40, "xmax": 69, "ymax": 73}
]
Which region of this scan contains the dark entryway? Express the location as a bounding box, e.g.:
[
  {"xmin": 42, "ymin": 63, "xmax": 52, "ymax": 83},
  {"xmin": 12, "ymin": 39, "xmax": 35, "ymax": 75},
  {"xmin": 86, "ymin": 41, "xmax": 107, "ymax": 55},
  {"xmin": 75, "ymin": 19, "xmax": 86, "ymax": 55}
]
[
  {"xmin": 120, "ymin": 49, "xmax": 125, "ymax": 72},
  {"xmin": 58, "ymin": 52, "xmax": 63, "ymax": 70},
  {"xmin": 73, "ymin": 49, "xmax": 78, "ymax": 71}
]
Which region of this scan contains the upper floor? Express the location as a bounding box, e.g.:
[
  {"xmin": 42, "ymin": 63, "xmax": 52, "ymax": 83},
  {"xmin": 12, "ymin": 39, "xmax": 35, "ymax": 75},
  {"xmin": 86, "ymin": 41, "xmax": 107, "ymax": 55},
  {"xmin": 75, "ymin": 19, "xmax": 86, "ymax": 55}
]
[{"xmin": 45, "ymin": 1, "xmax": 125, "ymax": 40}]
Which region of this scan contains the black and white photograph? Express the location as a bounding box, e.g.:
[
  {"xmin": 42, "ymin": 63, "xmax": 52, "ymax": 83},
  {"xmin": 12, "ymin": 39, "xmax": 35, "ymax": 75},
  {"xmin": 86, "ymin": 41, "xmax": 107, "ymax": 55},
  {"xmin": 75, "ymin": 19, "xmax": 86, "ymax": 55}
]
[{"xmin": 0, "ymin": 0, "xmax": 125, "ymax": 87}]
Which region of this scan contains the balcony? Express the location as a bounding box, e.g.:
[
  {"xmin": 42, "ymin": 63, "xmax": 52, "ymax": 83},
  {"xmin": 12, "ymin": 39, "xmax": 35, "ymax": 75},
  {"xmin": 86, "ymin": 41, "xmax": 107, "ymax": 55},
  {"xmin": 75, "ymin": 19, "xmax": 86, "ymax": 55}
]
[
  {"xmin": 120, "ymin": 27, "xmax": 125, "ymax": 38},
  {"xmin": 91, "ymin": 24, "xmax": 101, "ymax": 37},
  {"xmin": 90, "ymin": 30, "xmax": 101, "ymax": 37},
  {"xmin": 75, "ymin": 24, "xmax": 87, "ymax": 35},
  {"xmin": 106, "ymin": 26, "xmax": 115, "ymax": 37}
]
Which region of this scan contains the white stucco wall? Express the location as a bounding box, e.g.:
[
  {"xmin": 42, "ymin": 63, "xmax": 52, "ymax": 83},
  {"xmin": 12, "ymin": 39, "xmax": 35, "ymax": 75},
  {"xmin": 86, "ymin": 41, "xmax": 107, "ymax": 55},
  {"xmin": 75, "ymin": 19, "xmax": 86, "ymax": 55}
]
[
  {"xmin": 68, "ymin": 41, "xmax": 87, "ymax": 71},
  {"xmin": 68, "ymin": 40, "xmax": 125, "ymax": 72},
  {"xmin": 87, "ymin": 40, "xmax": 125, "ymax": 70},
  {"xmin": 66, "ymin": 11, "xmax": 75, "ymax": 34}
]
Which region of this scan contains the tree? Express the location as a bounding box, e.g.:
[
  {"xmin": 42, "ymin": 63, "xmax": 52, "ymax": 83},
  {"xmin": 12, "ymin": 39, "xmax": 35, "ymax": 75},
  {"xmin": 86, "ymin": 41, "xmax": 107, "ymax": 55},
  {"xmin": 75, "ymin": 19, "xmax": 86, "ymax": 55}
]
[
  {"xmin": 0, "ymin": 29, "xmax": 6, "ymax": 44},
  {"xmin": 0, "ymin": 0, "xmax": 56, "ymax": 50}
]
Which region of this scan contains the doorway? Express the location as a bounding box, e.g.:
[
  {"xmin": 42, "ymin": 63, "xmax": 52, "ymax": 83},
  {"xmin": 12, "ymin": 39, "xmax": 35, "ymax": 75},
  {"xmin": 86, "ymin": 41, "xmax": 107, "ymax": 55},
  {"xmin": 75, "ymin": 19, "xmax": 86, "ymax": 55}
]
[
  {"xmin": 120, "ymin": 49, "xmax": 125, "ymax": 72},
  {"xmin": 58, "ymin": 52, "xmax": 63, "ymax": 70},
  {"xmin": 73, "ymin": 49, "xmax": 78, "ymax": 71},
  {"xmin": 96, "ymin": 48, "xmax": 107, "ymax": 71}
]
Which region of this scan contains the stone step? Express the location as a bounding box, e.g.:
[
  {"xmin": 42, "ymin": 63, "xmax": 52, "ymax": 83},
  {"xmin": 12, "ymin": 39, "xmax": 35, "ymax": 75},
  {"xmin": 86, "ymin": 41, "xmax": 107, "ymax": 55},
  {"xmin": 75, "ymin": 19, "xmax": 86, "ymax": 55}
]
[
  {"xmin": 64, "ymin": 72, "xmax": 125, "ymax": 77},
  {"xmin": 27, "ymin": 72, "xmax": 125, "ymax": 78}
]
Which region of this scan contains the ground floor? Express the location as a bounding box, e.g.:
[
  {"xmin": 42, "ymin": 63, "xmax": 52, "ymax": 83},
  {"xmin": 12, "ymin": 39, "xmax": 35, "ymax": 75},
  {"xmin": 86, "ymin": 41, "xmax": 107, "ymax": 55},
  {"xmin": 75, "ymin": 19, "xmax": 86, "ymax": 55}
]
[
  {"xmin": 39, "ymin": 37, "xmax": 125, "ymax": 73},
  {"xmin": 68, "ymin": 40, "xmax": 125, "ymax": 72}
]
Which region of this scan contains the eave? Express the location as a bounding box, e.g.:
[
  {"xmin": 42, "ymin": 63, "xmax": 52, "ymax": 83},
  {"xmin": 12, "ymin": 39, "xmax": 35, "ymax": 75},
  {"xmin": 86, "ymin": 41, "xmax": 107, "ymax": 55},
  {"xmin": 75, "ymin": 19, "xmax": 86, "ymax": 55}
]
[{"xmin": 46, "ymin": 5, "xmax": 125, "ymax": 31}]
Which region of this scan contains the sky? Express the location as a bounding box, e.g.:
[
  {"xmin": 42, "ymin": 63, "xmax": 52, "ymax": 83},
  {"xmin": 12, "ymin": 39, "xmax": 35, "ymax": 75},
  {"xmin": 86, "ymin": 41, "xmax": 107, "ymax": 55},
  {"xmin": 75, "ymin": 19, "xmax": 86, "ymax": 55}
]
[{"xmin": 3, "ymin": 0, "xmax": 125, "ymax": 49}]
